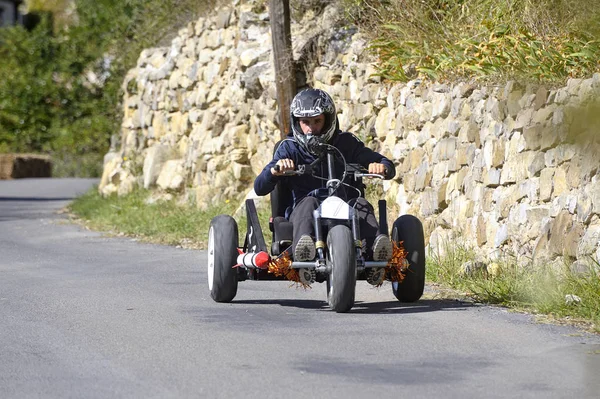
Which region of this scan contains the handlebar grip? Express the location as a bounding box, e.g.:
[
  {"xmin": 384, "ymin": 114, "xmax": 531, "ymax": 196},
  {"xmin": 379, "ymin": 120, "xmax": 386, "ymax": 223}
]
[
  {"xmin": 274, "ymin": 164, "xmax": 308, "ymax": 176},
  {"xmin": 274, "ymin": 164, "xmax": 295, "ymax": 175}
]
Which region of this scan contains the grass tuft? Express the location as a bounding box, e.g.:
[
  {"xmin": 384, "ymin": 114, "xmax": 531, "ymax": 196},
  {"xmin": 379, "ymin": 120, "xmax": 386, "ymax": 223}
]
[
  {"xmin": 69, "ymin": 187, "xmax": 271, "ymax": 249},
  {"xmin": 427, "ymin": 244, "xmax": 600, "ymax": 332}
]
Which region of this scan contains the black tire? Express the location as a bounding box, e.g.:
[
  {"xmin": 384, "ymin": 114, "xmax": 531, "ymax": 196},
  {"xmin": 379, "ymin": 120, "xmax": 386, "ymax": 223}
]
[
  {"xmin": 391, "ymin": 215, "xmax": 425, "ymax": 302},
  {"xmin": 208, "ymin": 215, "xmax": 239, "ymax": 302},
  {"xmin": 326, "ymin": 225, "xmax": 356, "ymax": 313}
]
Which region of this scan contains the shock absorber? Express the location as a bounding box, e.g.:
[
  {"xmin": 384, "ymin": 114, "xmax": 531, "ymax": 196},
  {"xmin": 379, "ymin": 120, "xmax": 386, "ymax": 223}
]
[{"xmin": 313, "ymin": 209, "xmax": 325, "ymax": 260}]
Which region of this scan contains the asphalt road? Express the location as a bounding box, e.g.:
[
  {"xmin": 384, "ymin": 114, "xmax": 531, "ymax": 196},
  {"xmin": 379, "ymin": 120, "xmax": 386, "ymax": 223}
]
[{"xmin": 1, "ymin": 178, "xmax": 599, "ymax": 398}]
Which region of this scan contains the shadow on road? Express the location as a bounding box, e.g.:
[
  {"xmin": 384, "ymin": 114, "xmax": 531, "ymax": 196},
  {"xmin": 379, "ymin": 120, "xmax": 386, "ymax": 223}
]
[
  {"xmin": 232, "ymin": 298, "xmax": 473, "ymax": 314},
  {"xmin": 234, "ymin": 299, "xmax": 328, "ymax": 310},
  {"xmin": 350, "ymin": 299, "xmax": 474, "ymax": 314}
]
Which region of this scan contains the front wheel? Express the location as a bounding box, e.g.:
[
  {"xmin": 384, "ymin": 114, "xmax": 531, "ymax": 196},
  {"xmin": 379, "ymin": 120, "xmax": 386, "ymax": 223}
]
[
  {"xmin": 391, "ymin": 215, "xmax": 425, "ymax": 302},
  {"xmin": 208, "ymin": 215, "xmax": 239, "ymax": 302},
  {"xmin": 326, "ymin": 225, "xmax": 356, "ymax": 313}
]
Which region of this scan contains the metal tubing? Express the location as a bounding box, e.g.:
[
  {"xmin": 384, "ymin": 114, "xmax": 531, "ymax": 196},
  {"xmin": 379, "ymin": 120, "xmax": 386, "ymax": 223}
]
[
  {"xmin": 363, "ymin": 261, "xmax": 389, "ymax": 268},
  {"xmin": 352, "ymin": 209, "xmax": 360, "ymax": 245},
  {"xmin": 290, "ymin": 261, "xmax": 319, "ymax": 268},
  {"xmin": 378, "ymin": 199, "xmax": 388, "ymax": 236},
  {"xmin": 327, "ymin": 151, "xmax": 336, "ymax": 195},
  {"xmin": 313, "ymin": 209, "xmax": 324, "ymax": 260}
]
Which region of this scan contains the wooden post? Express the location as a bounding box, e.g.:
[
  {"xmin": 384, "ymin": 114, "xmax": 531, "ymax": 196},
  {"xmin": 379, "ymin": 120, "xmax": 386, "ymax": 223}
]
[{"xmin": 269, "ymin": 0, "xmax": 296, "ymax": 140}]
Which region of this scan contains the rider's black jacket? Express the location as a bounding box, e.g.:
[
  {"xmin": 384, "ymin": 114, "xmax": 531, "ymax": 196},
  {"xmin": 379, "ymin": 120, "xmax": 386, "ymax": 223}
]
[{"xmin": 254, "ymin": 130, "xmax": 396, "ymax": 210}]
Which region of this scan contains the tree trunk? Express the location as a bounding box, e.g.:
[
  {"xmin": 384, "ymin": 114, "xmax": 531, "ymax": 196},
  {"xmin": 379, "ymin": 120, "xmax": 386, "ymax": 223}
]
[{"xmin": 269, "ymin": 0, "xmax": 296, "ymax": 140}]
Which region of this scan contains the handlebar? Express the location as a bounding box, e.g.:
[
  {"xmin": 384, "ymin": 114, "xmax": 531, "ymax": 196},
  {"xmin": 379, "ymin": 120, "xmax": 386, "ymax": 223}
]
[
  {"xmin": 354, "ymin": 172, "xmax": 385, "ymax": 180},
  {"xmin": 273, "ymin": 164, "xmax": 310, "ymax": 176},
  {"xmin": 274, "ymin": 164, "xmax": 384, "ymax": 180}
]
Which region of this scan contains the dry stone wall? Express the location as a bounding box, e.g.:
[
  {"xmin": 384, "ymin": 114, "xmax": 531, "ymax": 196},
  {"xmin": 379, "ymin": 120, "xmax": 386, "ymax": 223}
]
[{"xmin": 99, "ymin": 1, "xmax": 600, "ymax": 269}]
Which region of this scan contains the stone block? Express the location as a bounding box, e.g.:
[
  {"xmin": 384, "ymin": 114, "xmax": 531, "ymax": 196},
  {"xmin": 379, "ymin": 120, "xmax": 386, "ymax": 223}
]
[
  {"xmin": 552, "ymin": 166, "xmax": 568, "ymax": 198},
  {"xmin": 549, "ymin": 211, "xmax": 574, "ymax": 256},
  {"xmin": 446, "ymin": 167, "xmax": 468, "ymax": 199},
  {"xmin": 585, "ymin": 175, "xmax": 600, "ymax": 215},
  {"xmin": 433, "ymin": 137, "xmax": 457, "ymax": 161},
  {"xmin": 432, "ymin": 161, "xmax": 449, "ymax": 185},
  {"xmin": 414, "ymin": 160, "xmax": 432, "ymax": 191},
  {"xmin": 157, "ymin": 159, "xmax": 185, "ymax": 191},
  {"xmin": 532, "ymin": 104, "xmax": 556, "ymax": 125},
  {"xmin": 540, "ymin": 129, "xmax": 559, "ymax": 150},
  {"xmin": 485, "ymin": 97, "xmax": 506, "ymax": 121},
  {"xmin": 419, "ymin": 188, "xmax": 441, "ymax": 216},
  {"xmin": 497, "ymin": 185, "xmax": 527, "ymax": 219},
  {"xmin": 534, "ymin": 86, "xmax": 548, "ymax": 110},
  {"xmin": 431, "ymin": 92, "xmax": 451, "ymax": 119},
  {"xmin": 514, "ymin": 108, "xmax": 534, "ymax": 130},
  {"xmin": 483, "ymin": 138, "xmax": 505, "ymax": 168},
  {"xmin": 527, "ymin": 152, "xmax": 546, "ymax": 178},
  {"xmin": 374, "ymin": 107, "xmax": 395, "ymax": 139},
  {"xmin": 522, "ymin": 124, "xmax": 543, "ymax": 150},
  {"xmin": 494, "ymin": 223, "xmax": 509, "ymax": 247},
  {"xmin": 476, "ymin": 215, "xmax": 487, "ymax": 246},
  {"xmin": 484, "ymin": 167, "xmax": 501, "ymax": 187},
  {"xmin": 578, "ymin": 222, "xmax": 600, "ymax": 257},
  {"xmin": 500, "ymin": 151, "xmax": 537, "ymax": 184},
  {"xmin": 143, "ymin": 145, "xmax": 171, "ymax": 189}
]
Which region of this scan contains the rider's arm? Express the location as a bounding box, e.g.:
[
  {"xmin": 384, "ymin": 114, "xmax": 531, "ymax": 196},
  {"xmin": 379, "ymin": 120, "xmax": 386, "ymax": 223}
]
[
  {"xmin": 343, "ymin": 133, "xmax": 396, "ymax": 179},
  {"xmin": 254, "ymin": 142, "xmax": 296, "ymax": 196},
  {"xmin": 254, "ymin": 160, "xmax": 280, "ymax": 196}
]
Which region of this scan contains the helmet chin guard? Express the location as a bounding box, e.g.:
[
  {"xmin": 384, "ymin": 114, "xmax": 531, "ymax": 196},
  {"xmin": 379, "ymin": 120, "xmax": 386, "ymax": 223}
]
[
  {"xmin": 290, "ymin": 88, "xmax": 337, "ymax": 154},
  {"xmin": 304, "ymin": 135, "xmax": 327, "ymax": 156}
]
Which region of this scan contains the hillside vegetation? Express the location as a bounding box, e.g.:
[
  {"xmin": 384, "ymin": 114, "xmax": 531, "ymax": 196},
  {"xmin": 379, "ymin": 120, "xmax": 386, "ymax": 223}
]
[
  {"xmin": 343, "ymin": 0, "xmax": 600, "ymax": 82},
  {"xmin": 0, "ymin": 0, "xmax": 221, "ymax": 176},
  {"xmin": 1, "ymin": 0, "xmax": 599, "ymax": 176}
]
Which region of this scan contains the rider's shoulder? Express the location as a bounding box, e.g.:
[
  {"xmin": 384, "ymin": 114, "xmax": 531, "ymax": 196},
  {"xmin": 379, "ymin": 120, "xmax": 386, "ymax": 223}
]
[
  {"xmin": 336, "ymin": 131, "xmax": 365, "ymax": 146},
  {"xmin": 274, "ymin": 138, "xmax": 305, "ymax": 159},
  {"xmin": 276, "ymin": 138, "xmax": 300, "ymax": 151}
]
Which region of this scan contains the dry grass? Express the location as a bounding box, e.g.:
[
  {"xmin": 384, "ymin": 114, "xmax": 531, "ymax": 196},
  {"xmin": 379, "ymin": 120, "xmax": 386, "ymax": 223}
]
[{"xmin": 342, "ymin": 0, "xmax": 600, "ymax": 82}]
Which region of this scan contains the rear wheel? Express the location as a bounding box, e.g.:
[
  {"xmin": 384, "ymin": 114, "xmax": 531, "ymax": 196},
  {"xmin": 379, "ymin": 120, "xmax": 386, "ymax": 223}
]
[
  {"xmin": 391, "ymin": 215, "xmax": 425, "ymax": 302},
  {"xmin": 208, "ymin": 215, "xmax": 239, "ymax": 302},
  {"xmin": 326, "ymin": 225, "xmax": 356, "ymax": 313}
]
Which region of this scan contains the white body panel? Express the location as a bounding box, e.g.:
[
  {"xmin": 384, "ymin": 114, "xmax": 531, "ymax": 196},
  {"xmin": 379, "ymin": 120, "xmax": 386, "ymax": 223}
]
[{"xmin": 318, "ymin": 196, "xmax": 351, "ymax": 220}]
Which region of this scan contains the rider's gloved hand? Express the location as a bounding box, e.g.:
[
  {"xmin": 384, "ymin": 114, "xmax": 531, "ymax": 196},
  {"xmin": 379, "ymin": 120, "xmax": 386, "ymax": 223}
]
[
  {"xmin": 368, "ymin": 162, "xmax": 387, "ymax": 178},
  {"xmin": 271, "ymin": 159, "xmax": 295, "ymax": 176}
]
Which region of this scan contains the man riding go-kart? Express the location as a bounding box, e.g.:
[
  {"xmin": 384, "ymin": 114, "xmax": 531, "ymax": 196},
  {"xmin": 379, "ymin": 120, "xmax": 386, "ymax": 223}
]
[
  {"xmin": 207, "ymin": 88, "xmax": 426, "ymax": 312},
  {"xmin": 255, "ymin": 88, "xmax": 395, "ymax": 268}
]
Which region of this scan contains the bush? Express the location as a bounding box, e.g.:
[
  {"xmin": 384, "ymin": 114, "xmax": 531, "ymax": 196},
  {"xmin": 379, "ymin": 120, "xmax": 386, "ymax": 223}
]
[
  {"xmin": 0, "ymin": 16, "xmax": 57, "ymax": 153},
  {"xmin": 0, "ymin": 0, "xmax": 223, "ymax": 177}
]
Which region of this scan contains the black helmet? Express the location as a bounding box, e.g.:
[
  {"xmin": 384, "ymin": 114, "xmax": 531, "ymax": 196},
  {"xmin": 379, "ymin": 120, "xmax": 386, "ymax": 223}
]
[{"xmin": 290, "ymin": 88, "xmax": 337, "ymax": 153}]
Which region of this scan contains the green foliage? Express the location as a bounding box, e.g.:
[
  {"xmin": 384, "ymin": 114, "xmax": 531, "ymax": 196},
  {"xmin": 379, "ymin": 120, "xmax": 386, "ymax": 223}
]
[
  {"xmin": 69, "ymin": 186, "xmax": 272, "ymax": 248},
  {"xmin": 0, "ymin": 16, "xmax": 57, "ymax": 153},
  {"xmin": 427, "ymin": 244, "xmax": 600, "ymax": 332},
  {"xmin": 342, "ymin": 0, "xmax": 600, "ymax": 82},
  {"xmin": 70, "ymin": 187, "xmax": 235, "ymax": 247},
  {"xmin": 0, "ymin": 0, "xmax": 221, "ymax": 176}
]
